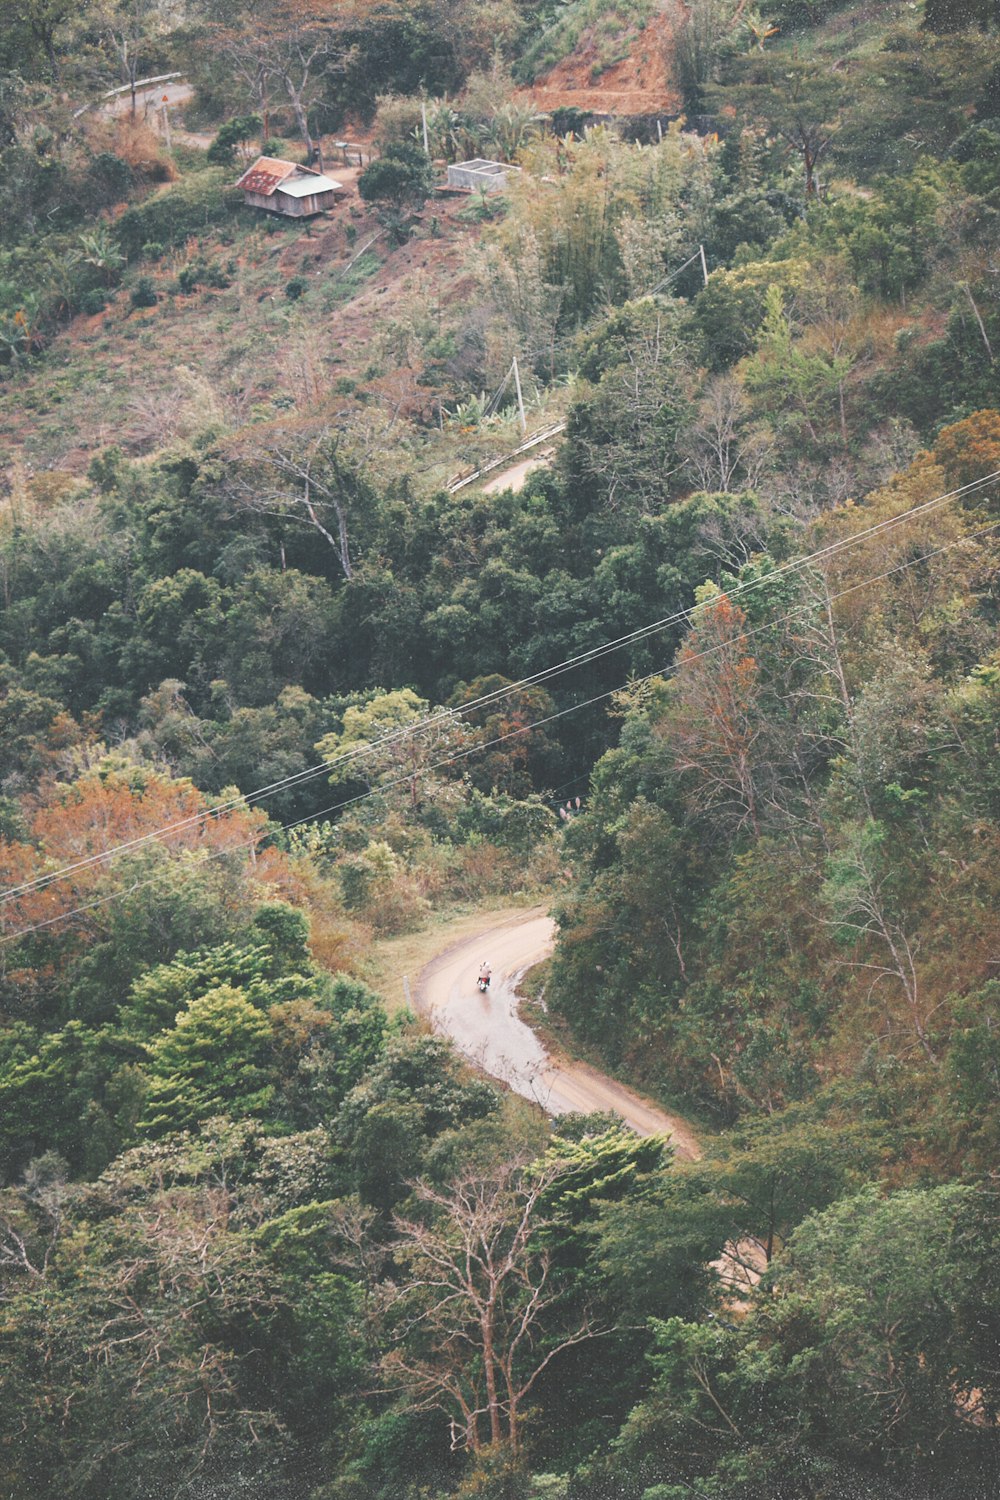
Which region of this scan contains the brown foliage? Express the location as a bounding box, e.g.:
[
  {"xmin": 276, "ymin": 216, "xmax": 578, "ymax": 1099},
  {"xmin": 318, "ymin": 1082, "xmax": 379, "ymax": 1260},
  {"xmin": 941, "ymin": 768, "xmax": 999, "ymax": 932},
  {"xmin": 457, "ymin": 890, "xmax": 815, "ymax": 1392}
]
[{"xmin": 0, "ymin": 767, "xmax": 269, "ymax": 944}]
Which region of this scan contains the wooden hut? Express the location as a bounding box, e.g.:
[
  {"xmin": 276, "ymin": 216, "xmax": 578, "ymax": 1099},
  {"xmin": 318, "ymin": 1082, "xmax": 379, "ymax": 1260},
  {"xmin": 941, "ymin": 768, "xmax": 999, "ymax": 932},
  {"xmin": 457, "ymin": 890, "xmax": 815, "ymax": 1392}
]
[{"xmin": 235, "ymin": 156, "xmax": 343, "ymax": 217}]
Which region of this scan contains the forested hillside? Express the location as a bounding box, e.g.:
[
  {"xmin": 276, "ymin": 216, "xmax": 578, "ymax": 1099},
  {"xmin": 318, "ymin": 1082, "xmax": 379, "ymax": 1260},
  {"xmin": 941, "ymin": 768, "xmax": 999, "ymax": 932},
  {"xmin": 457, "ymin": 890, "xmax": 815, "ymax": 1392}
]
[{"xmin": 1, "ymin": 0, "xmax": 999, "ymax": 1497}]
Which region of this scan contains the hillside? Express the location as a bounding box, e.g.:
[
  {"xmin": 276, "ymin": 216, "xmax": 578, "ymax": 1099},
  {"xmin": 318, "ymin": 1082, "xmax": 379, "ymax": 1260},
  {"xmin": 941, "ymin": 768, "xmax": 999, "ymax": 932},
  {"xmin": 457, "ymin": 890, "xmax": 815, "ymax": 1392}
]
[
  {"xmin": 517, "ymin": 0, "xmax": 685, "ymax": 115},
  {"xmin": 1, "ymin": 2, "xmax": 1000, "ymax": 1499}
]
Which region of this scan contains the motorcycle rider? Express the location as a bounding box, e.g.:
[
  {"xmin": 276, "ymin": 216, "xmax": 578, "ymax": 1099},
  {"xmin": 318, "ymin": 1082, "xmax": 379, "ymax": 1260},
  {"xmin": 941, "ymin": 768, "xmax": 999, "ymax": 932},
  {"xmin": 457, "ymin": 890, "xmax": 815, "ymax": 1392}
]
[{"xmin": 478, "ymin": 961, "xmax": 492, "ymax": 990}]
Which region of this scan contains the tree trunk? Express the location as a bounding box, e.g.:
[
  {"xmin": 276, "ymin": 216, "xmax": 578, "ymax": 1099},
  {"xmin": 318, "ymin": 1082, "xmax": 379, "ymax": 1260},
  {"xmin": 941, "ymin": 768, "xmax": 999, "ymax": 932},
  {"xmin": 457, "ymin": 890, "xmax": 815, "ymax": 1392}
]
[
  {"xmin": 482, "ymin": 1307, "xmax": 503, "ymax": 1447},
  {"xmin": 289, "ymin": 89, "xmax": 316, "ymax": 166}
]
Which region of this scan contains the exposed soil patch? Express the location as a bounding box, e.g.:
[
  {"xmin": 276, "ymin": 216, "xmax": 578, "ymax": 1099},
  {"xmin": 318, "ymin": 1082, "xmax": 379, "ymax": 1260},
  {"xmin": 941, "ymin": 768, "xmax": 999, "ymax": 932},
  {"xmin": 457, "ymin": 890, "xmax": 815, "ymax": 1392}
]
[
  {"xmin": 520, "ymin": 0, "xmax": 685, "ymax": 117},
  {"xmin": 481, "ymin": 446, "xmax": 556, "ymax": 494}
]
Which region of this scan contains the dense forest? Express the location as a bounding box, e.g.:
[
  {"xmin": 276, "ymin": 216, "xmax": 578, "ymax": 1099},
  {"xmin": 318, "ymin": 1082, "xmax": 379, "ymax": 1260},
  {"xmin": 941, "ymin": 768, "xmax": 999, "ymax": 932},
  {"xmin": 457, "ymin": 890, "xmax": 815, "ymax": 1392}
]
[{"xmin": 1, "ymin": 0, "xmax": 999, "ymax": 1497}]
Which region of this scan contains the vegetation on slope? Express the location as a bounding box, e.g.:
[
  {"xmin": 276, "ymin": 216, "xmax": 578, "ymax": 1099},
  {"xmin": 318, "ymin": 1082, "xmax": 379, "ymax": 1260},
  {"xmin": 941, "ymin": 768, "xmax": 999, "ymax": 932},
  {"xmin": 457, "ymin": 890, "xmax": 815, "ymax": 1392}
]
[{"xmin": 1, "ymin": 0, "xmax": 1000, "ymax": 1496}]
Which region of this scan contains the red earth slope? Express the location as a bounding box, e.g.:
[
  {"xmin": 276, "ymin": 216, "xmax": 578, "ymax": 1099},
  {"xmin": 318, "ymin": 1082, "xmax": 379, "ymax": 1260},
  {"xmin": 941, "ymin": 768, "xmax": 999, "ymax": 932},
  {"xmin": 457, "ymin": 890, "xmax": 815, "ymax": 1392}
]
[{"xmin": 519, "ymin": 0, "xmax": 686, "ymax": 117}]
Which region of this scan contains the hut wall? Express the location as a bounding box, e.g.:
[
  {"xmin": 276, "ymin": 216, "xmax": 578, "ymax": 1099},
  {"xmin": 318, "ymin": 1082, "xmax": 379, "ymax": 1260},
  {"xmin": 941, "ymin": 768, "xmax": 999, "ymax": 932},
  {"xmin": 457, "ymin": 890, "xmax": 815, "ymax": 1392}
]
[{"xmin": 274, "ymin": 190, "xmax": 336, "ymax": 216}]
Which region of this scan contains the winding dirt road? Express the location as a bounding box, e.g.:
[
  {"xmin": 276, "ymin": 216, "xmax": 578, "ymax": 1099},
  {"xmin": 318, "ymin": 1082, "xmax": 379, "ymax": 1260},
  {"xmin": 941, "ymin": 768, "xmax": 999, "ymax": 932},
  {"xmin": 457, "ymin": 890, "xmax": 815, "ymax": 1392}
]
[{"xmin": 415, "ymin": 907, "xmax": 700, "ymax": 1159}]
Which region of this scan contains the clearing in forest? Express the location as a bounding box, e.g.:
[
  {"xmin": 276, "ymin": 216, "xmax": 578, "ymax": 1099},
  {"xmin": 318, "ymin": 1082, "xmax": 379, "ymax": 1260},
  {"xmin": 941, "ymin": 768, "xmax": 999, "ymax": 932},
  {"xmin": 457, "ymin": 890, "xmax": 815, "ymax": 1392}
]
[{"xmin": 518, "ymin": 0, "xmax": 685, "ymax": 117}]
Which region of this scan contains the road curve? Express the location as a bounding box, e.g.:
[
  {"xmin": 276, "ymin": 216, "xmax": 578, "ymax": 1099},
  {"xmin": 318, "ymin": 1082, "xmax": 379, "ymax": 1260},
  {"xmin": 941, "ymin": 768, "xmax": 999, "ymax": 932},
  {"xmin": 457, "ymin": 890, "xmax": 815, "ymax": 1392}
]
[{"xmin": 414, "ymin": 907, "xmax": 700, "ymax": 1160}]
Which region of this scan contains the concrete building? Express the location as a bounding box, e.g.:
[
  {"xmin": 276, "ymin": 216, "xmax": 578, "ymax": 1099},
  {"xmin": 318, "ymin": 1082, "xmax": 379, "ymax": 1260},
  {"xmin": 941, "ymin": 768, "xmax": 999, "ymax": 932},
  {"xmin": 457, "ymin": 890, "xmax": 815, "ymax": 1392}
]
[{"xmin": 445, "ymin": 159, "xmax": 520, "ymax": 193}]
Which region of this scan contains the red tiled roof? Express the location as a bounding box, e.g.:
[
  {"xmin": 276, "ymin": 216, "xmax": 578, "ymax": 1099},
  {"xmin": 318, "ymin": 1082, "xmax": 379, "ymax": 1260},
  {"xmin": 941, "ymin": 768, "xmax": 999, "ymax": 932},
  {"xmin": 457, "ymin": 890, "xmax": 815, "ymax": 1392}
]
[{"xmin": 235, "ymin": 156, "xmax": 314, "ymax": 196}]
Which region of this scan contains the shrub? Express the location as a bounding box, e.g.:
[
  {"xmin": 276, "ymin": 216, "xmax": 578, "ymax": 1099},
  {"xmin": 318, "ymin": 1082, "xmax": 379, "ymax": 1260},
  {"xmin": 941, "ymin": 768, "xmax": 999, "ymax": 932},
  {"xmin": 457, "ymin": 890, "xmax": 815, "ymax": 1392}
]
[
  {"xmin": 285, "ymin": 275, "xmax": 308, "ymax": 300},
  {"xmin": 759, "ymin": 0, "xmax": 852, "ymax": 30},
  {"xmin": 115, "ymin": 170, "xmax": 243, "ymax": 260},
  {"xmin": 176, "ymin": 257, "xmax": 231, "ymax": 294},
  {"xmin": 129, "ymin": 276, "xmax": 158, "ymax": 309},
  {"xmin": 79, "ymin": 289, "xmax": 107, "ymax": 316},
  {"xmin": 85, "ymin": 152, "xmax": 135, "ymax": 209}
]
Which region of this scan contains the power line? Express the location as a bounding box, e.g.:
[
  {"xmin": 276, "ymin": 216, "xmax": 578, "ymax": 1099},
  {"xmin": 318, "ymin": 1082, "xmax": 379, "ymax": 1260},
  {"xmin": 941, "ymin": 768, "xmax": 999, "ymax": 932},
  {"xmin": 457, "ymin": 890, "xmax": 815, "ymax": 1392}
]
[
  {"xmin": 2, "ymin": 466, "xmax": 996, "ymax": 910},
  {"xmin": 2, "ymin": 510, "xmax": 994, "ymax": 948},
  {"xmin": 427, "ymin": 239, "xmax": 709, "ymax": 475}
]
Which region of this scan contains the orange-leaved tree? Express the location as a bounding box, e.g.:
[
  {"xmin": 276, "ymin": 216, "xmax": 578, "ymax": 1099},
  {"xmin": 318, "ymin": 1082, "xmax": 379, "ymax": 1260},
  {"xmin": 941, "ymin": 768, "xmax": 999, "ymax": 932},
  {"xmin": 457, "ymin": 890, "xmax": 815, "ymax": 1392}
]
[{"xmin": 0, "ymin": 762, "xmax": 274, "ymax": 1007}]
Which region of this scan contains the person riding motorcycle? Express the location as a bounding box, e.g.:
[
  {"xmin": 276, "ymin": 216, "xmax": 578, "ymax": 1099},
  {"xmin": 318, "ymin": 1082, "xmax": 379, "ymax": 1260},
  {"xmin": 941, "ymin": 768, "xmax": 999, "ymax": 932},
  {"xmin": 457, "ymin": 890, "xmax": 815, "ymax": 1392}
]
[{"xmin": 477, "ymin": 961, "xmax": 492, "ymax": 991}]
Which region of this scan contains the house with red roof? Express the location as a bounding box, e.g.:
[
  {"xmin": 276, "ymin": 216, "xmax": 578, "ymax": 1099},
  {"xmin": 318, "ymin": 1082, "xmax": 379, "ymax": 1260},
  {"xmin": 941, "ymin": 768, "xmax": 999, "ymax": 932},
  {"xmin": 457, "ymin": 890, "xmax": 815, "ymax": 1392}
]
[{"xmin": 235, "ymin": 156, "xmax": 343, "ymax": 218}]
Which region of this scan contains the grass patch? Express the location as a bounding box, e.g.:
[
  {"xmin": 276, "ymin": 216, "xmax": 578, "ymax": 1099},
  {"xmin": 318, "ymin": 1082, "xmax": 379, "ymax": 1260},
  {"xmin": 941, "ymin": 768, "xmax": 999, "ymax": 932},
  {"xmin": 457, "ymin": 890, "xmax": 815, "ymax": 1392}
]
[{"xmin": 322, "ymin": 249, "xmax": 381, "ymax": 306}]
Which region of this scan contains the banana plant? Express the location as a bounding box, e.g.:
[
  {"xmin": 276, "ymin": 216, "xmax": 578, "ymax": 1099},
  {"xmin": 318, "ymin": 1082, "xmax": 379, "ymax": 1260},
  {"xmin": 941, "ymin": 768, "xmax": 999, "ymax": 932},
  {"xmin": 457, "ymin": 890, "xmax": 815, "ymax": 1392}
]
[{"xmin": 78, "ymin": 228, "xmax": 126, "ymax": 286}]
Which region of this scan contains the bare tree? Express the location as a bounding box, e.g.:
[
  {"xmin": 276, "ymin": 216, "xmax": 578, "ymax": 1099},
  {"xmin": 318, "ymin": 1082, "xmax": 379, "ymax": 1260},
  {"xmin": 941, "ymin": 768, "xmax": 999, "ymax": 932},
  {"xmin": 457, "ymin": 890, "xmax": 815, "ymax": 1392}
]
[
  {"xmin": 0, "ymin": 1156, "xmax": 69, "ymax": 1282},
  {"xmin": 104, "ymin": 0, "xmax": 176, "ymax": 121},
  {"xmin": 681, "ymin": 372, "xmax": 773, "ymax": 495},
  {"xmin": 822, "ymin": 819, "xmax": 939, "ymax": 1066},
  {"xmin": 383, "ymin": 1159, "xmax": 611, "ymax": 1455},
  {"xmin": 213, "ymin": 28, "xmax": 274, "ymax": 139},
  {"xmin": 226, "ymin": 426, "xmax": 362, "ymax": 579},
  {"xmin": 208, "ymin": 0, "xmax": 356, "ymax": 163},
  {"xmin": 666, "ymin": 591, "xmax": 766, "ymax": 837},
  {"xmin": 262, "ymin": 15, "xmax": 347, "ymax": 170}
]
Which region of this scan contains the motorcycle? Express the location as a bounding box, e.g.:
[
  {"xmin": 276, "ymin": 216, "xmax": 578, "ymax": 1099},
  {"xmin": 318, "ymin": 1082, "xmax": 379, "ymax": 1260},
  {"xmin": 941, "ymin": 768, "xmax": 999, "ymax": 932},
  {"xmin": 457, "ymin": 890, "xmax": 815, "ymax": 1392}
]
[{"xmin": 477, "ymin": 972, "xmax": 491, "ymax": 993}]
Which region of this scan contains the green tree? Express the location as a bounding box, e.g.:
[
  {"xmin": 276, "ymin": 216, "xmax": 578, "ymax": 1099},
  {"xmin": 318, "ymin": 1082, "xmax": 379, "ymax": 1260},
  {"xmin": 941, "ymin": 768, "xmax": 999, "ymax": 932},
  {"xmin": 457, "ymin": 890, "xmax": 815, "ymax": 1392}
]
[
  {"xmin": 5, "ymin": 0, "xmax": 85, "ymax": 80},
  {"xmin": 336, "ymin": 1035, "xmax": 498, "ymax": 1209},
  {"xmin": 0, "ymin": 1023, "xmax": 146, "ymax": 1177},
  {"xmin": 720, "ymin": 53, "xmax": 848, "ymax": 198},
  {"xmin": 206, "ymin": 112, "xmax": 262, "ymax": 167},
  {"xmin": 140, "ymin": 984, "xmax": 275, "ymax": 1136},
  {"xmin": 597, "ymin": 1183, "xmax": 1000, "ymax": 1497},
  {"xmin": 358, "ymin": 141, "xmax": 432, "ymax": 216},
  {"xmin": 316, "ymin": 687, "xmax": 475, "ymax": 814}
]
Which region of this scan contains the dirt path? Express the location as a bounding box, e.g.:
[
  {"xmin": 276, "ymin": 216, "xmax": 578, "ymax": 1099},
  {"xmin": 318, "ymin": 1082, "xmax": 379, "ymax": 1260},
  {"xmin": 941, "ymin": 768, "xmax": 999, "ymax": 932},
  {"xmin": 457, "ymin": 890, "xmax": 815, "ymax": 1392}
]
[
  {"xmin": 414, "ymin": 907, "xmax": 700, "ymax": 1158},
  {"xmin": 481, "ymin": 446, "xmax": 556, "ymax": 494}
]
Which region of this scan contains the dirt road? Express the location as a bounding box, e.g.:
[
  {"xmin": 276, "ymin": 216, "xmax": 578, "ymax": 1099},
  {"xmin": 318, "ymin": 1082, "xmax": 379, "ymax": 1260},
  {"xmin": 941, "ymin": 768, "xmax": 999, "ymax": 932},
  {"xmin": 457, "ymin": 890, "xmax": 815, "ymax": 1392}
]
[
  {"xmin": 415, "ymin": 908, "xmax": 700, "ymax": 1159},
  {"xmin": 482, "ymin": 446, "xmax": 556, "ymax": 494},
  {"xmin": 103, "ymin": 80, "xmax": 217, "ymax": 149}
]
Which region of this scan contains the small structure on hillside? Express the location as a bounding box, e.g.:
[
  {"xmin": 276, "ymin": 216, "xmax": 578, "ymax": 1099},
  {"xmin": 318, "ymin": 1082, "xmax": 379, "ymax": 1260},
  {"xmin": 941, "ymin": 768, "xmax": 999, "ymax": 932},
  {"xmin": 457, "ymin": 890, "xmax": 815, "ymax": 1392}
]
[
  {"xmin": 445, "ymin": 158, "xmax": 520, "ymax": 194},
  {"xmin": 235, "ymin": 156, "xmax": 343, "ymax": 217}
]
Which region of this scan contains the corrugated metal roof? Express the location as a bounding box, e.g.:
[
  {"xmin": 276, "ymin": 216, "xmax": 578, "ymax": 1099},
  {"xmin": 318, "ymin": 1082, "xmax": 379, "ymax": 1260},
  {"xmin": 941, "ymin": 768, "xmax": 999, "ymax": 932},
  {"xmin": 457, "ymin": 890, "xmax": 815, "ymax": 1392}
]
[
  {"xmin": 235, "ymin": 156, "xmax": 304, "ymax": 196},
  {"xmin": 277, "ymin": 173, "xmax": 342, "ymax": 197}
]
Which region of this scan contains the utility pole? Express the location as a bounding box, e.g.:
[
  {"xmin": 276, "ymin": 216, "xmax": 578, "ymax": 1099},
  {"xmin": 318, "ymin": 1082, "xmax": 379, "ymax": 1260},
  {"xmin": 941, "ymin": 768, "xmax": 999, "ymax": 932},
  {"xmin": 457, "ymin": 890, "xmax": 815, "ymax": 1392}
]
[
  {"xmin": 699, "ymin": 243, "xmax": 709, "ymax": 288},
  {"xmin": 421, "ymin": 100, "xmax": 430, "ymax": 156},
  {"xmin": 512, "ymin": 356, "xmax": 526, "ymax": 437}
]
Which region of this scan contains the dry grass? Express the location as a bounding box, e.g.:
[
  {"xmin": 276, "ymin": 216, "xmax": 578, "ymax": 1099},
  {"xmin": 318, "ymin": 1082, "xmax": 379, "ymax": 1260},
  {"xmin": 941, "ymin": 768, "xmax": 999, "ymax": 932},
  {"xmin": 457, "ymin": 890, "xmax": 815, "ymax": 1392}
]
[{"xmin": 363, "ymin": 898, "xmax": 543, "ymax": 1013}]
